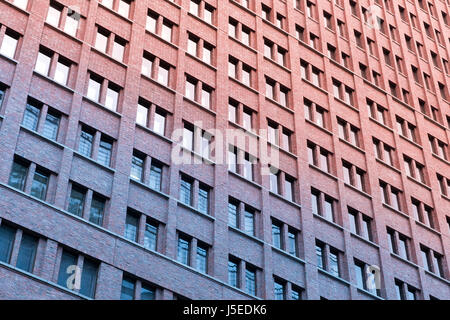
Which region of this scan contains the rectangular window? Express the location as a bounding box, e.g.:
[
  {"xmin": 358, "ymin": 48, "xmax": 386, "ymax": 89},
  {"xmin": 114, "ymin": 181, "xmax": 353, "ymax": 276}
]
[
  {"xmin": 98, "ymin": 138, "xmax": 112, "ymax": 167},
  {"xmin": 89, "ymin": 195, "xmax": 105, "ymax": 226},
  {"xmin": 42, "ymin": 112, "xmax": 60, "ymax": 141},
  {"xmin": 22, "ymin": 101, "xmax": 41, "ymax": 131},
  {"xmin": 179, "ymin": 177, "xmax": 192, "ymax": 206},
  {"xmin": 120, "ymin": 276, "xmax": 135, "ymax": 300},
  {"xmin": 228, "ymin": 259, "xmax": 239, "ymax": 287},
  {"xmin": 79, "ymin": 258, "xmax": 98, "ymax": 298},
  {"xmin": 245, "ymin": 268, "xmax": 256, "ymax": 296},
  {"xmin": 198, "ymin": 186, "xmax": 209, "ymax": 215},
  {"xmin": 196, "ymin": 244, "xmax": 208, "ymax": 273},
  {"xmin": 149, "ymin": 162, "xmax": 162, "ymax": 191},
  {"xmin": 125, "ymin": 213, "xmax": 139, "ymax": 242},
  {"xmin": 15, "ymin": 233, "xmax": 38, "ymax": 273},
  {"xmin": 177, "ymin": 236, "xmax": 190, "ymax": 265},
  {"xmin": 244, "ymin": 209, "xmax": 255, "ymax": 236},
  {"xmin": 228, "ymin": 201, "xmax": 238, "ymax": 228},
  {"xmin": 272, "ymin": 222, "xmax": 282, "ymax": 249},
  {"xmin": 78, "ymin": 130, "xmax": 93, "ymax": 158},
  {"xmin": 130, "ymin": 154, "xmax": 144, "ymax": 182},
  {"xmin": 8, "ymin": 160, "xmax": 28, "ymax": 191},
  {"xmin": 0, "ymin": 224, "xmax": 16, "ymax": 263},
  {"xmin": 30, "ymin": 170, "xmax": 49, "ymax": 201},
  {"xmin": 144, "ymin": 222, "xmax": 158, "ymax": 251},
  {"xmin": 68, "ymin": 185, "xmax": 86, "ymax": 217}
]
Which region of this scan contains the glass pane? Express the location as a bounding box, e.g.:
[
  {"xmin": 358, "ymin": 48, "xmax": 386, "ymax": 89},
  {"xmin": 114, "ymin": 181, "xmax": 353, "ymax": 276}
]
[
  {"xmin": 177, "ymin": 238, "xmax": 190, "ymax": 265},
  {"xmin": 57, "ymin": 250, "xmax": 78, "ymax": 289},
  {"xmin": 35, "ymin": 52, "xmax": 51, "ymax": 76},
  {"xmin": 54, "ymin": 62, "xmax": 70, "ymax": 85},
  {"xmin": 153, "ymin": 112, "xmax": 166, "ymax": 136},
  {"xmin": 42, "ymin": 113, "xmax": 60, "ymax": 141},
  {"xmin": 120, "ymin": 277, "xmax": 135, "ymax": 300},
  {"xmin": 228, "ymin": 202, "xmax": 238, "ymax": 228},
  {"xmin": 98, "ymin": 139, "xmax": 112, "ymax": 167},
  {"xmin": 141, "ymin": 284, "xmax": 155, "ymax": 300},
  {"xmin": 136, "ymin": 103, "xmax": 148, "ymax": 126},
  {"xmin": 0, "ymin": 224, "xmax": 16, "ymax": 263},
  {"xmin": 80, "ymin": 258, "xmax": 98, "ymax": 298},
  {"xmin": 272, "ymin": 224, "xmax": 281, "ymax": 248},
  {"xmin": 130, "ymin": 156, "xmax": 143, "ymax": 181},
  {"xmin": 125, "ymin": 214, "xmax": 138, "ymax": 242},
  {"xmin": 64, "ymin": 15, "xmax": 79, "ymax": 37},
  {"xmin": 228, "ymin": 261, "xmax": 238, "ymax": 287},
  {"xmin": 144, "ymin": 223, "xmax": 157, "ymax": 251},
  {"xmin": 245, "ymin": 269, "xmax": 256, "ymax": 295},
  {"xmin": 196, "ymin": 246, "xmax": 207, "ymax": 273},
  {"xmin": 105, "ymin": 87, "xmax": 119, "ymax": 111},
  {"xmin": 8, "ymin": 161, "xmax": 28, "ymax": 191},
  {"xmin": 30, "ymin": 171, "xmax": 49, "ymax": 201},
  {"xmin": 0, "ymin": 34, "xmax": 18, "ymax": 59},
  {"xmin": 89, "ymin": 196, "xmax": 105, "ymax": 226},
  {"xmin": 95, "ymin": 32, "xmax": 108, "ymax": 53},
  {"xmin": 244, "ymin": 210, "xmax": 254, "ymax": 236},
  {"xmin": 87, "ymin": 78, "xmax": 101, "ymax": 102},
  {"xmin": 149, "ymin": 164, "xmax": 162, "ymax": 191},
  {"xmin": 22, "ymin": 103, "xmax": 40, "ymax": 131},
  {"xmin": 68, "ymin": 186, "xmax": 85, "ymax": 217},
  {"xmin": 16, "ymin": 233, "xmax": 38, "ymax": 273}
]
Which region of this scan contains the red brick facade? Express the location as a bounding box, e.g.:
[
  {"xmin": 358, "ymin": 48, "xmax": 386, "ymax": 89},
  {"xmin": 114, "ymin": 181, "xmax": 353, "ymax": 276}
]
[{"xmin": 0, "ymin": 0, "xmax": 448, "ymax": 300}]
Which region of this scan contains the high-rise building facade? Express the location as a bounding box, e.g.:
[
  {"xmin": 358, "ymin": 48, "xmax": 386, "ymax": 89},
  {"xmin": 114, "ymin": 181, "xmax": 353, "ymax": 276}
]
[{"xmin": 0, "ymin": 0, "xmax": 448, "ymax": 300}]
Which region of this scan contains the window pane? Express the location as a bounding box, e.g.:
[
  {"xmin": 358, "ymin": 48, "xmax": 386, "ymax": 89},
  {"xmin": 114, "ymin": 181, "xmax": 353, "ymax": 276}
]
[
  {"xmin": 245, "ymin": 269, "xmax": 256, "ymax": 296},
  {"xmin": 198, "ymin": 187, "xmax": 209, "ymax": 214},
  {"xmin": 153, "ymin": 112, "xmax": 166, "ymax": 136},
  {"xmin": 136, "ymin": 103, "xmax": 148, "ymax": 126},
  {"xmin": 149, "ymin": 164, "xmax": 162, "ymax": 191},
  {"xmin": 80, "ymin": 258, "xmax": 98, "ymax": 298},
  {"xmin": 68, "ymin": 186, "xmax": 85, "ymax": 217},
  {"xmin": 130, "ymin": 156, "xmax": 144, "ymax": 181},
  {"xmin": 177, "ymin": 237, "xmax": 190, "ymax": 265},
  {"xmin": 141, "ymin": 283, "xmax": 155, "ymax": 300},
  {"xmin": 120, "ymin": 276, "xmax": 135, "ymax": 300},
  {"xmin": 35, "ymin": 52, "xmax": 51, "ymax": 76},
  {"xmin": 87, "ymin": 78, "xmax": 101, "ymax": 102},
  {"xmin": 288, "ymin": 232, "xmax": 297, "ymax": 256},
  {"xmin": 329, "ymin": 251, "xmax": 339, "ymax": 276},
  {"xmin": 105, "ymin": 87, "xmax": 119, "ymax": 111},
  {"xmin": 158, "ymin": 66, "xmax": 169, "ymax": 86},
  {"xmin": 30, "ymin": 171, "xmax": 49, "ymax": 201},
  {"xmin": 0, "ymin": 224, "xmax": 16, "ymax": 263},
  {"xmin": 244, "ymin": 210, "xmax": 254, "ymax": 236},
  {"xmin": 228, "ymin": 260, "xmax": 238, "ymax": 287},
  {"xmin": 16, "ymin": 233, "xmax": 38, "ymax": 273},
  {"xmin": 196, "ymin": 246, "xmax": 207, "ymax": 273},
  {"xmin": 95, "ymin": 31, "xmax": 108, "ymax": 53},
  {"xmin": 274, "ymin": 281, "xmax": 284, "ymax": 300},
  {"xmin": 272, "ymin": 224, "xmax": 281, "ymax": 248},
  {"xmin": 9, "ymin": 161, "xmax": 28, "ymax": 191},
  {"xmin": 125, "ymin": 214, "xmax": 138, "ymax": 242},
  {"xmin": 98, "ymin": 139, "xmax": 112, "ymax": 167},
  {"xmin": 54, "ymin": 61, "xmax": 70, "ymax": 85},
  {"xmin": 161, "ymin": 24, "xmax": 172, "ymax": 42},
  {"xmin": 64, "ymin": 15, "xmax": 79, "ymax": 37},
  {"xmin": 89, "ymin": 195, "xmax": 105, "ymax": 226},
  {"xmin": 0, "ymin": 34, "xmax": 18, "ymax": 59},
  {"xmin": 42, "ymin": 113, "xmax": 60, "ymax": 141},
  {"xmin": 228, "ymin": 202, "xmax": 238, "ymax": 228},
  {"xmin": 180, "ymin": 179, "xmax": 192, "ymax": 205},
  {"xmin": 57, "ymin": 250, "xmax": 78, "ymax": 289},
  {"xmin": 144, "ymin": 223, "xmax": 158, "ymax": 251},
  {"xmin": 22, "ymin": 103, "xmax": 40, "ymax": 131}
]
